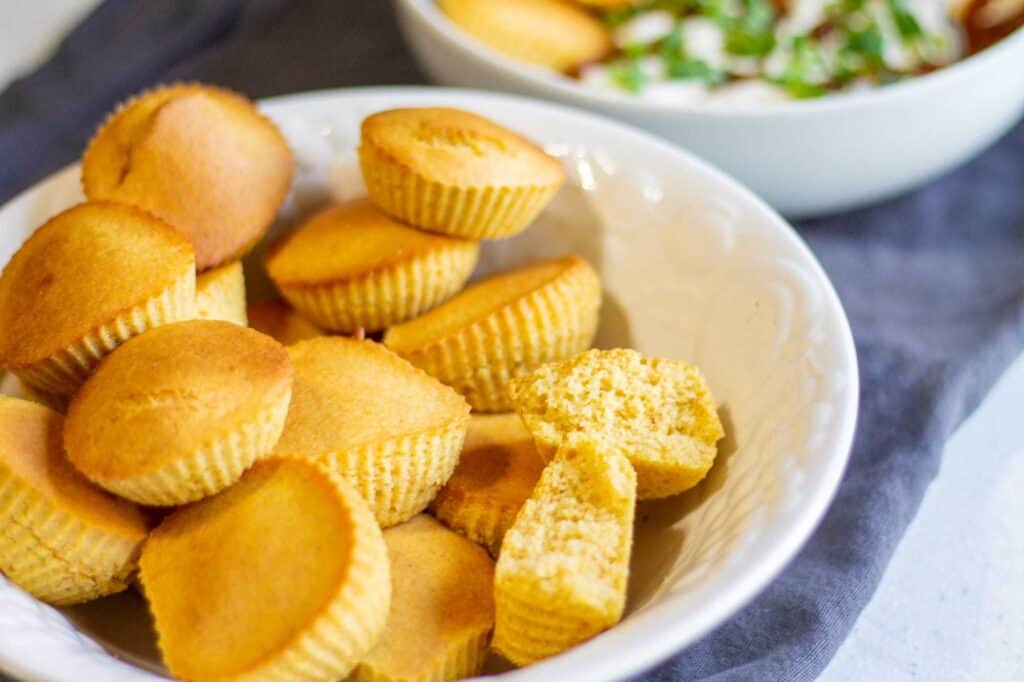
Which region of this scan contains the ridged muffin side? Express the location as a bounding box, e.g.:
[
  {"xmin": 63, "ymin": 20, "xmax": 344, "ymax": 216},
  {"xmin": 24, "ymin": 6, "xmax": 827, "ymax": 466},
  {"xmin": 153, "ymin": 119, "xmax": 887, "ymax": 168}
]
[
  {"xmin": 384, "ymin": 255, "xmax": 602, "ymax": 412},
  {"xmin": 65, "ymin": 321, "xmax": 293, "ymax": 507},
  {"xmin": 359, "ymin": 107, "xmax": 565, "ymax": 240},
  {"xmin": 318, "ymin": 419, "xmax": 468, "ymax": 529},
  {"xmin": 0, "ymin": 397, "xmax": 148, "ymax": 606},
  {"xmin": 0, "ymin": 202, "xmax": 197, "ymax": 398},
  {"xmin": 267, "ymin": 201, "xmax": 479, "ymax": 333},
  {"xmin": 82, "ymin": 384, "xmax": 291, "ymax": 507},
  {"xmin": 273, "ymin": 337, "xmax": 471, "ymax": 528}
]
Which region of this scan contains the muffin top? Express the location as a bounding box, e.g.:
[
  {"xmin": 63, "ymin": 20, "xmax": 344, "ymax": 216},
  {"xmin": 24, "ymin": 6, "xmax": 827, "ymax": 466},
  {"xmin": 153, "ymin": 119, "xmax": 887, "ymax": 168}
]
[
  {"xmin": 266, "ymin": 199, "xmax": 479, "ymax": 285},
  {"xmin": 357, "ymin": 515, "xmax": 494, "ymax": 680},
  {"xmin": 360, "ymin": 107, "xmax": 564, "ymax": 189},
  {"xmin": 140, "ymin": 457, "xmax": 387, "ymax": 681},
  {"xmin": 65, "ymin": 320, "xmax": 292, "ymax": 481},
  {"xmin": 273, "ymin": 337, "xmax": 470, "ymax": 457},
  {"xmin": 438, "ymin": 0, "xmax": 611, "ymax": 72},
  {"xmin": 0, "ymin": 201, "xmax": 194, "ymax": 369},
  {"xmin": 440, "ymin": 413, "xmax": 544, "ymax": 510},
  {"xmin": 384, "ymin": 255, "xmax": 594, "ymax": 352},
  {"xmin": 82, "ymin": 83, "xmax": 294, "ymax": 270},
  {"xmin": 0, "ymin": 396, "xmax": 148, "ymax": 539},
  {"xmin": 246, "ymin": 299, "xmax": 324, "ymax": 346}
]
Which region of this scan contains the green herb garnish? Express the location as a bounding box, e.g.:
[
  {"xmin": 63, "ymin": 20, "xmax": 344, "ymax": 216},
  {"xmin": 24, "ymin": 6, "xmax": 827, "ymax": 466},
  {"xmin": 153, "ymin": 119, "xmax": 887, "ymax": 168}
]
[{"xmin": 611, "ymin": 59, "xmax": 647, "ymax": 92}]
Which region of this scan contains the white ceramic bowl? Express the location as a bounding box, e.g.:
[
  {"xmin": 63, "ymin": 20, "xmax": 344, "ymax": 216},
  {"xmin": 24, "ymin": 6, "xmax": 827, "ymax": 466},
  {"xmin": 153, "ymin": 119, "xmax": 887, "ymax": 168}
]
[
  {"xmin": 396, "ymin": 0, "xmax": 1024, "ymax": 218},
  {"xmin": 0, "ymin": 87, "xmax": 858, "ymax": 681}
]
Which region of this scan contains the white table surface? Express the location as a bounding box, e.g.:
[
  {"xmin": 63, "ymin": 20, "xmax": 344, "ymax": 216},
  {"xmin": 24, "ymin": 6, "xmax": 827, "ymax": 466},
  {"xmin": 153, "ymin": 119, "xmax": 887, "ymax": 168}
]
[{"xmin": 1, "ymin": 5, "xmax": 1022, "ymax": 681}]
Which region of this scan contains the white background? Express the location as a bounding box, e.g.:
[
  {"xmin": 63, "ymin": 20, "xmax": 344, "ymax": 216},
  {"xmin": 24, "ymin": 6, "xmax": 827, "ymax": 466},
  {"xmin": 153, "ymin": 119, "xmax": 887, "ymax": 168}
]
[{"xmin": 1, "ymin": 3, "xmax": 1022, "ymax": 680}]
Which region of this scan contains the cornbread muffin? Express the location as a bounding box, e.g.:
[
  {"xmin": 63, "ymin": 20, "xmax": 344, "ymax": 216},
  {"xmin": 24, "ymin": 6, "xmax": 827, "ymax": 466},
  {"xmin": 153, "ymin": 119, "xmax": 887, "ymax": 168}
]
[
  {"xmin": 383, "ymin": 255, "xmax": 601, "ymax": 412},
  {"xmin": 140, "ymin": 457, "xmax": 390, "ymax": 682},
  {"xmin": 266, "ymin": 200, "xmax": 479, "ymax": 332},
  {"xmin": 0, "ymin": 201, "xmax": 196, "ymax": 398},
  {"xmin": 359, "ymin": 107, "xmax": 565, "ymax": 240},
  {"xmin": 431, "ymin": 414, "xmax": 544, "ymax": 556},
  {"xmin": 0, "ymin": 397, "xmax": 148, "ymax": 606},
  {"xmin": 82, "ymin": 83, "xmax": 294, "ymax": 270},
  {"xmin": 438, "ymin": 0, "xmax": 611, "ymax": 72},
  {"xmin": 273, "ymin": 337, "xmax": 471, "ymax": 527},
  {"xmin": 574, "ymin": 0, "xmax": 636, "ymax": 8},
  {"xmin": 509, "ymin": 348, "xmax": 724, "ymax": 499},
  {"xmin": 196, "ymin": 261, "xmax": 247, "ymax": 326},
  {"xmin": 352, "ymin": 515, "xmax": 495, "ymax": 682},
  {"xmin": 492, "ymin": 444, "xmax": 635, "ymax": 665},
  {"xmin": 247, "ymin": 299, "xmax": 324, "ymax": 345},
  {"xmin": 65, "ymin": 321, "xmax": 293, "ymax": 506}
]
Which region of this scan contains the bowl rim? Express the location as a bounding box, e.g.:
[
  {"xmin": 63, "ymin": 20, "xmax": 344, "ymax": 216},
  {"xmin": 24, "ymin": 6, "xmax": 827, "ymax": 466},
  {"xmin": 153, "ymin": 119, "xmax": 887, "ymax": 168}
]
[
  {"xmin": 398, "ymin": 0, "xmax": 1024, "ymax": 118},
  {"xmin": 0, "ymin": 85, "xmax": 860, "ymax": 682}
]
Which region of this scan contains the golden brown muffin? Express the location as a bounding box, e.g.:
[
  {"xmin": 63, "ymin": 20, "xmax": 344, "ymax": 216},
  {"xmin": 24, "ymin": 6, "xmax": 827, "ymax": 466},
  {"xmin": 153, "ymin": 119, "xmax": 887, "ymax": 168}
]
[
  {"xmin": 246, "ymin": 299, "xmax": 325, "ymax": 345},
  {"xmin": 438, "ymin": 0, "xmax": 612, "ymax": 72},
  {"xmin": 140, "ymin": 457, "xmax": 390, "ymax": 682},
  {"xmin": 196, "ymin": 261, "xmax": 247, "ymax": 326},
  {"xmin": 65, "ymin": 320, "xmax": 293, "ymax": 506},
  {"xmin": 492, "ymin": 444, "xmax": 635, "ymax": 665},
  {"xmin": 383, "ymin": 255, "xmax": 601, "ymax": 412},
  {"xmin": 0, "ymin": 396, "xmax": 148, "ymax": 606},
  {"xmin": 430, "ymin": 414, "xmax": 544, "ymax": 556},
  {"xmin": 352, "ymin": 515, "xmax": 495, "ymax": 682},
  {"xmin": 0, "ymin": 201, "xmax": 196, "ymax": 398},
  {"xmin": 82, "ymin": 83, "xmax": 294, "ymax": 271},
  {"xmin": 509, "ymin": 348, "xmax": 724, "ymax": 499},
  {"xmin": 359, "ymin": 107, "xmax": 565, "ymax": 240},
  {"xmin": 273, "ymin": 337, "xmax": 470, "ymax": 527},
  {"xmin": 266, "ymin": 200, "xmax": 479, "ymax": 332},
  {"xmin": 574, "ymin": 0, "xmax": 638, "ymax": 8}
]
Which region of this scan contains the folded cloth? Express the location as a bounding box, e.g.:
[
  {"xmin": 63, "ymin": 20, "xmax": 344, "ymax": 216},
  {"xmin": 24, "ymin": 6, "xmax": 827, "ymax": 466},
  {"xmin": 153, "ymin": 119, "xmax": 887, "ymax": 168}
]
[{"xmin": 0, "ymin": 2, "xmax": 1021, "ymax": 680}]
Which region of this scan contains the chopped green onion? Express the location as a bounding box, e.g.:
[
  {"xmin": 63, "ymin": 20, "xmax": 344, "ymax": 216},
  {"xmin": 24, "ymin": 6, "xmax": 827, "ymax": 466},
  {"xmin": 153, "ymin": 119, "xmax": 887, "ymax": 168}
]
[
  {"xmin": 611, "ymin": 59, "xmax": 647, "ymax": 92},
  {"xmin": 887, "ymin": 0, "xmax": 924, "ymax": 41},
  {"xmin": 667, "ymin": 57, "xmax": 727, "ymax": 85}
]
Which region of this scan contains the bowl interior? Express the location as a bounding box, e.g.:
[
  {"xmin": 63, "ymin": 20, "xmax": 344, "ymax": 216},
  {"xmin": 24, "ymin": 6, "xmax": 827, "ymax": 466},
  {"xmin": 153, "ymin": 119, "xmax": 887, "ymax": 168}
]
[
  {"xmin": 0, "ymin": 88, "xmax": 857, "ymax": 682},
  {"xmin": 399, "ymin": 0, "xmax": 1024, "ymax": 115}
]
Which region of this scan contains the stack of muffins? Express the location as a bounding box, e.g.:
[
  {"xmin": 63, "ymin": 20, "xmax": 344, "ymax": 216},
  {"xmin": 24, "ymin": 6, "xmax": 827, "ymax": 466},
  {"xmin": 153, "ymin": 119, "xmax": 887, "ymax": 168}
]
[{"xmin": 0, "ymin": 83, "xmax": 724, "ymax": 681}]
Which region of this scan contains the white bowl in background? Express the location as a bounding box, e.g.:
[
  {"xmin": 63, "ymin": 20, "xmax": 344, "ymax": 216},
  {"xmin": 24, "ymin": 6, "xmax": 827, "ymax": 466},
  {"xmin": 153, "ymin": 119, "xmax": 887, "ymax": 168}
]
[
  {"xmin": 396, "ymin": 0, "xmax": 1024, "ymax": 218},
  {"xmin": 0, "ymin": 87, "xmax": 858, "ymax": 681}
]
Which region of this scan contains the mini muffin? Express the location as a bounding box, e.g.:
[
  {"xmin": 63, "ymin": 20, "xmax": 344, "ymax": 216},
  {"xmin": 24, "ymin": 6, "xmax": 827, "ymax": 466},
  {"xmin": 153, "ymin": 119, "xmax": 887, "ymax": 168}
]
[
  {"xmin": 438, "ymin": 0, "xmax": 611, "ymax": 72},
  {"xmin": 247, "ymin": 299, "xmax": 324, "ymax": 345},
  {"xmin": 273, "ymin": 337, "xmax": 470, "ymax": 527},
  {"xmin": 266, "ymin": 200, "xmax": 479, "ymax": 332},
  {"xmin": 509, "ymin": 348, "xmax": 724, "ymax": 499},
  {"xmin": 0, "ymin": 202, "xmax": 196, "ymax": 398},
  {"xmin": 575, "ymin": 0, "xmax": 636, "ymax": 6},
  {"xmin": 352, "ymin": 515, "xmax": 495, "ymax": 682},
  {"xmin": 82, "ymin": 83, "xmax": 294, "ymax": 270},
  {"xmin": 196, "ymin": 261, "xmax": 247, "ymax": 326},
  {"xmin": 384, "ymin": 255, "xmax": 601, "ymax": 412},
  {"xmin": 360, "ymin": 107, "xmax": 565, "ymax": 240},
  {"xmin": 430, "ymin": 414, "xmax": 544, "ymax": 556},
  {"xmin": 65, "ymin": 320, "xmax": 293, "ymax": 506},
  {"xmin": 492, "ymin": 444, "xmax": 635, "ymax": 665},
  {"xmin": 0, "ymin": 397, "xmax": 148, "ymax": 606},
  {"xmin": 140, "ymin": 457, "xmax": 390, "ymax": 682}
]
